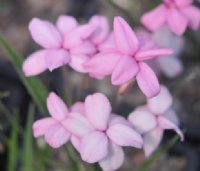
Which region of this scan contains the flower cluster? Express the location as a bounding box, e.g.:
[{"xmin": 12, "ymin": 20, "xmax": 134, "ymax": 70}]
[
  {"xmin": 141, "ymin": 0, "xmax": 200, "ymax": 35},
  {"xmin": 33, "ymin": 88, "xmax": 183, "ymax": 171},
  {"xmin": 33, "ymin": 92, "xmax": 143, "ymax": 171},
  {"xmin": 21, "ymin": 1, "xmax": 200, "ymax": 169},
  {"xmin": 128, "ymin": 86, "xmax": 184, "ymax": 157},
  {"xmin": 23, "ymin": 15, "xmax": 173, "ymax": 98}
]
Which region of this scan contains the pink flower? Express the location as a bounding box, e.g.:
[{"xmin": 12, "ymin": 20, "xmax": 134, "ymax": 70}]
[
  {"xmin": 62, "ymin": 93, "xmax": 143, "ymax": 171},
  {"xmin": 128, "ymin": 86, "xmax": 184, "ymax": 157},
  {"xmin": 23, "ymin": 16, "xmax": 96, "ymax": 76},
  {"xmin": 84, "ymin": 16, "xmax": 173, "ymax": 98},
  {"xmin": 141, "ymin": 0, "xmax": 200, "ymax": 35},
  {"xmin": 33, "ymin": 92, "xmax": 71, "ymax": 148}
]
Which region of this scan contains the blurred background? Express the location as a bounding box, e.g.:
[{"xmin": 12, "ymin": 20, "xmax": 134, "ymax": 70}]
[{"xmin": 0, "ymin": 0, "xmax": 200, "ymax": 171}]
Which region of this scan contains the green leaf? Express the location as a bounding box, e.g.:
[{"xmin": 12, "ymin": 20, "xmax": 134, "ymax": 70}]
[
  {"xmin": 22, "ymin": 103, "xmax": 35, "ymax": 171},
  {"xmin": 0, "ymin": 36, "xmax": 48, "ymax": 114},
  {"xmin": 7, "ymin": 115, "xmax": 19, "ymax": 171},
  {"xmin": 137, "ymin": 134, "xmax": 181, "ymax": 171}
]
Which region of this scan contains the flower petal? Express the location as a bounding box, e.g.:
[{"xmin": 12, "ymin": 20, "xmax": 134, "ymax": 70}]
[
  {"xmin": 181, "ymin": 6, "xmax": 200, "ymax": 30},
  {"xmin": 111, "ymin": 55, "xmax": 139, "ymax": 85},
  {"xmin": 62, "ymin": 112, "xmax": 94, "ymax": 138},
  {"xmin": 174, "ymin": 0, "xmax": 193, "ymax": 8},
  {"xmin": 147, "ymin": 85, "xmax": 172, "ymax": 114},
  {"xmin": 46, "ymin": 49, "xmax": 70, "ymax": 71},
  {"xmin": 29, "ymin": 18, "xmax": 62, "ymax": 48},
  {"xmin": 128, "ymin": 110, "xmax": 157, "ymax": 134},
  {"xmin": 156, "ymin": 55, "xmax": 183, "ymax": 78},
  {"xmin": 84, "ymin": 52, "xmax": 120, "ymax": 77},
  {"xmin": 99, "ymin": 143, "xmax": 124, "ymax": 171},
  {"xmin": 167, "ymin": 8, "xmax": 188, "ymax": 35},
  {"xmin": 141, "ymin": 5, "xmax": 167, "ymax": 31},
  {"xmin": 89, "ymin": 15, "xmax": 110, "ymax": 44},
  {"xmin": 64, "ymin": 24, "xmax": 95, "ymax": 49},
  {"xmin": 32, "ymin": 117, "xmax": 57, "ymax": 137},
  {"xmin": 47, "ymin": 92, "xmax": 69, "ymax": 120},
  {"xmin": 44, "ymin": 124, "xmax": 70, "ymax": 148},
  {"xmin": 158, "ymin": 116, "xmax": 184, "ymax": 141},
  {"xmin": 70, "ymin": 102, "xmax": 85, "ymax": 114},
  {"xmin": 98, "ymin": 33, "xmax": 116, "ymax": 52},
  {"xmin": 164, "ymin": 109, "xmax": 180, "ymax": 126},
  {"xmin": 135, "ymin": 48, "xmax": 173, "ymax": 61},
  {"xmin": 80, "ymin": 131, "xmax": 108, "ymax": 163},
  {"xmin": 107, "ymin": 123, "xmax": 143, "ymax": 148},
  {"xmin": 143, "ymin": 127, "xmax": 163, "ymax": 157},
  {"xmin": 69, "ymin": 54, "xmax": 90, "ymax": 73},
  {"xmin": 71, "ymin": 135, "xmax": 81, "ymax": 152},
  {"xmin": 108, "ymin": 114, "xmax": 130, "ymax": 127},
  {"xmin": 136, "ymin": 62, "xmax": 160, "ymax": 98},
  {"xmin": 23, "ymin": 50, "xmax": 47, "ymax": 76},
  {"xmin": 85, "ymin": 93, "xmax": 111, "ymax": 130},
  {"xmin": 70, "ymin": 41, "xmax": 96, "ymax": 55},
  {"xmin": 114, "ymin": 16, "xmax": 139, "ymax": 55},
  {"xmin": 56, "ymin": 15, "xmax": 78, "ymax": 35}
]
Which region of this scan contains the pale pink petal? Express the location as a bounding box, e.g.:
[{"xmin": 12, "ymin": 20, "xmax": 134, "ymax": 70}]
[
  {"xmin": 62, "ymin": 112, "xmax": 94, "ymax": 138},
  {"xmin": 56, "ymin": 15, "xmax": 78, "ymax": 35},
  {"xmin": 23, "ymin": 50, "xmax": 47, "ymax": 76},
  {"xmin": 128, "ymin": 110, "xmax": 157, "ymax": 134},
  {"xmin": 147, "ymin": 85, "xmax": 172, "ymax": 114},
  {"xmin": 181, "ymin": 6, "xmax": 200, "ymax": 30},
  {"xmin": 164, "ymin": 109, "xmax": 180, "ymax": 126},
  {"xmin": 70, "ymin": 41, "xmax": 96, "ymax": 55},
  {"xmin": 45, "ymin": 49, "xmax": 70, "ymax": 71},
  {"xmin": 85, "ymin": 93, "xmax": 111, "ymax": 130},
  {"xmin": 152, "ymin": 26, "xmax": 184, "ymax": 54},
  {"xmin": 84, "ymin": 52, "xmax": 120, "ymax": 76},
  {"xmin": 64, "ymin": 24, "xmax": 95, "ymax": 49},
  {"xmin": 47, "ymin": 92, "xmax": 69, "ymax": 120},
  {"xmin": 70, "ymin": 102, "xmax": 85, "ymax": 114},
  {"xmin": 69, "ymin": 54, "xmax": 90, "ymax": 73},
  {"xmin": 33, "ymin": 117, "xmax": 57, "ymax": 137},
  {"xmin": 158, "ymin": 116, "xmax": 184, "ymax": 141},
  {"xmin": 174, "ymin": 0, "xmax": 193, "ymax": 7},
  {"xmin": 44, "ymin": 124, "xmax": 70, "ymax": 148},
  {"xmin": 108, "ymin": 114, "xmax": 130, "ymax": 127},
  {"xmin": 80, "ymin": 131, "xmax": 108, "ymax": 163},
  {"xmin": 114, "ymin": 16, "xmax": 139, "ymax": 55},
  {"xmin": 76, "ymin": 24, "xmax": 96, "ymax": 39},
  {"xmin": 156, "ymin": 56, "xmax": 183, "ymax": 78},
  {"xmin": 99, "ymin": 143, "xmax": 124, "ymax": 171},
  {"xmin": 143, "ymin": 127, "xmax": 163, "ymax": 157},
  {"xmin": 136, "ymin": 28, "xmax": 156, "ymax": 50},
  {"xmin": 98, "ymin": 33, "xmax": 116, "ymax": 52},
  {"xmin": 71, "ymin": 135, "xmax": 81, "ymax": 152},
  {"xmin": 111, "ymin": 55, "xmax": 139, "ymax": 85},
  {"xmin": 141, "ymin": 5, "xmax": 167, "ymax": 31},
  {"xmin": 89, "ymin": 15, "xmax": 110, "ymax": 44},
  {"xmin": 135, "ymin": 48, "xmax": 173, "ymax": 61},
  {"xmin": 167, "ymin": 8, "xmax": 188, "ymax": 35},
  {"xmin": 136, "ymin": 62, "xmax": 160, "ymax": 98},
  {"xmin": 107, "ymin": 123, "xmax": 143, "ymax": 148},
  {"xmin": 29, "ymin": 18, "xmax": 62, "ymax": 48}
]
